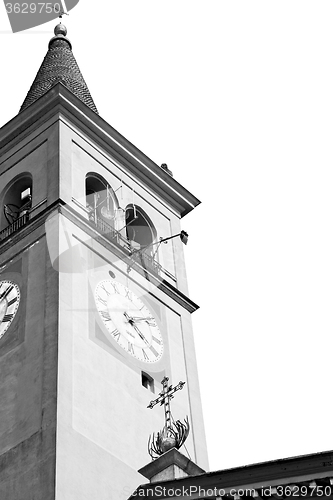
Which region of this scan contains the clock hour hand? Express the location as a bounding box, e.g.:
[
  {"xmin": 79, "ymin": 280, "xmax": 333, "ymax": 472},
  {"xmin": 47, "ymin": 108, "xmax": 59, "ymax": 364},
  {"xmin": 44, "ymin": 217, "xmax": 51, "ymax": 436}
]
[
  {"xmin": 123, "ymin": 312, "xmax": 150, "ymax": 345},
  {"xmin": 123, "ymin": 312, "xmax": 132, "ymax": 322}
]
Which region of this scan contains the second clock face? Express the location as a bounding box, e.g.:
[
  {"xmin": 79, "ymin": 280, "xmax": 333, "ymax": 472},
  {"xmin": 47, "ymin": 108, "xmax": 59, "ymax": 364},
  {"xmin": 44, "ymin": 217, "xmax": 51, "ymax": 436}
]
[
  {"xmin": 0, "ymin": 280, "xmax": 20, "ymax": 340},
  {"xmin": 95, "ymin": 280, "xmax": 164, "ymax": 364}
]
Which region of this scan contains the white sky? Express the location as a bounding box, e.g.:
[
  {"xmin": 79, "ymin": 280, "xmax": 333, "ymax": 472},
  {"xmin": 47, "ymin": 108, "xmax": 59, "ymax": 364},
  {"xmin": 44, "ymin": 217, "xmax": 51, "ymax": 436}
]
[{"xmin": 1, "ymin": 1, "xmax": 333, "ymax": 472}]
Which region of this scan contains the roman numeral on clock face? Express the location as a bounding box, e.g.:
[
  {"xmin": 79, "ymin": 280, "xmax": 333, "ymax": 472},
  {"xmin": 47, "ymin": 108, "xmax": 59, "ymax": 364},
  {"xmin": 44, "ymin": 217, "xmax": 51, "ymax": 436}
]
[
  {"xmin": 111, "ymin": 329, "xmax": 120, "ymax": 340},
  {"xmin": 128, "ymin": 342, "xmax": 134, "ymax": 354},
  {"xmin": 7, "ymin": 297, "xmax": 17, "ymax": 307},
  {"xmin": 100, "ymin": 284, "xmax": 111, "ymax": 296},
  {"xmin": 100, "ymin": 310, "xmax": 111, "ymax": 321},
  {"xmin": 142, "ymin": 349, "xmax": 149, "ymax": 361},
  {"xmin": 2, "ymin": 314, "xmax": 13, "ymax": 323},
  {"xmin": 152, "ymin": 336, "xmax": 161, "ymax": 345},
  {"xmin": 0, "ymin": 285, "xmax": 13, "ymax": 301},
  {"xmin": 98, "ymin": 296, "xmax": 107, "ymax": 307},
  {"xmin": 149, "ymin": 345, "xmax": 159, "ymax": 358}
]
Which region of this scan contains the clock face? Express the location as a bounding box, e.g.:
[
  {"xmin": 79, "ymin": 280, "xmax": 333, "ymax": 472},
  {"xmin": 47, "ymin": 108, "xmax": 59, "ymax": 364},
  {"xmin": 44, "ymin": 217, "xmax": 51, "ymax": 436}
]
[
  {"xmin": 95, "ymin": 280, "xmax": 164, "ymax": 364},
  {"xmin": 0, "ymin": 280, "xmax": 20, "ymax": 340}
]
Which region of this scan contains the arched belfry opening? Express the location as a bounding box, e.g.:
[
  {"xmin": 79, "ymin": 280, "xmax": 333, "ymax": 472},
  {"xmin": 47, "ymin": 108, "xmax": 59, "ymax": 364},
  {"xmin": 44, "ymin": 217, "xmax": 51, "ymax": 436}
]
[
  {"xmin": 85, "ymin": 173, "xmax": 117, "ymax": 227},
  {"xmin": 125, "ymin": 204, "xmax": 156, "ymax": 252},
  {"xmin": 1, "ymin": 174, "xmax": 32, "ymax": 233}
]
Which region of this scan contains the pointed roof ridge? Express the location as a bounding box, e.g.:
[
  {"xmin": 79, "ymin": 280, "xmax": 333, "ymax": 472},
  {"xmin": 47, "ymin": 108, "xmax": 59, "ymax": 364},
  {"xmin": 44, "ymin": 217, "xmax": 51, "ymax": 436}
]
[{"xmin": 19, "ymin": 23, "xmax": 98, "ymax": 114}]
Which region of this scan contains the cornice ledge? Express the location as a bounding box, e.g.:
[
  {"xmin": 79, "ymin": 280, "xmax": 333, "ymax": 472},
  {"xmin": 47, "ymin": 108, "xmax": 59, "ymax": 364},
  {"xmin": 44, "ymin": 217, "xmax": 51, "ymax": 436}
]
[{"xmin": 1, "ymin": 84, "xmax": 200, "ymax": 218}]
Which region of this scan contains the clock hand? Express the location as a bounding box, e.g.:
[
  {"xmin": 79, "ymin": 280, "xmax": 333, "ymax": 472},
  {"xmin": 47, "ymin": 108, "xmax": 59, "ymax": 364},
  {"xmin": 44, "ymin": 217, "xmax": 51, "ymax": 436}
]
[
  {"xmin": 127, "ymin": 316, "xmax": 154, "ymax": 322},
  {"xmin": 131, "ymin": 323, "xmax": 150, "ymax": 346},
  {"xmin": 124, "ymin": 312, "xmax": 149, "ymax": 324},
  {"xmin": 123, "ymin": 312, "xmax": 150, "ymax": 345},
  {"xmin": 124, "ymin": 312, "xmax": 132, "ymax": 323},
  {"xmin": 123, "ymin": 314, "xmax": 155, "ymax": 326},
  {"xmin": 133, "ymin": 318, "xmax": 156, "ymax": 327}
]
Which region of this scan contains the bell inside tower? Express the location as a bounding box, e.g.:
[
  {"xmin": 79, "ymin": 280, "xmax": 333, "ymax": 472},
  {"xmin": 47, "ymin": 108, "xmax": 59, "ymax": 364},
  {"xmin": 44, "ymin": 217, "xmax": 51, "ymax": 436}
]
[
  {"xmin": 86, "ymin": 173, "xmax": 116, "ymax": 225},
  {"xmin": 125, "ymin": 205, "xmax": 155, "ymax": 251}
]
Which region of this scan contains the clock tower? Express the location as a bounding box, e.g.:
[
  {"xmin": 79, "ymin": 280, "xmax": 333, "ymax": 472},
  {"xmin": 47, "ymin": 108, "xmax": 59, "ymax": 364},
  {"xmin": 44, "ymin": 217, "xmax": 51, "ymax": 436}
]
[{"xmin": 0, "ymin": 24, "xmax": 208, "ymax": 499}]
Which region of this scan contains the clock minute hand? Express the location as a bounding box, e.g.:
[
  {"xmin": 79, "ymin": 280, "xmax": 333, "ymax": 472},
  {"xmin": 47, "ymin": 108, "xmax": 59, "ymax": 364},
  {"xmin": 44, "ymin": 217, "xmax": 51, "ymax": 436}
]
[
  {"xmin": 131, "ymin": 323, "xmax": 150, "ymax": 346},
  {"xmin": 129, "ymin": 316, "xmax": 154, "ymax": 322}
]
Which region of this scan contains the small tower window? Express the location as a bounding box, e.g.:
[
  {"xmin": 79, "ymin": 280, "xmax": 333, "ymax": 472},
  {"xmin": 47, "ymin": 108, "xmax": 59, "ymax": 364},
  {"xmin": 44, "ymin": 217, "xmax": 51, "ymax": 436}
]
[{"xmin": 142, "ymin": 372, "xmax": 154, "ymax": 393}]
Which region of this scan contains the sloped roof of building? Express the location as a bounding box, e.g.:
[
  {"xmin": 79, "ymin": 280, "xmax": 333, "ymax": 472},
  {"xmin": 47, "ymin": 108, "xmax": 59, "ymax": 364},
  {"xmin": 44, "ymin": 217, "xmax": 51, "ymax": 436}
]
[
  {"xmin": 130, "ymin": 449, "xmax": 333, "ymax": 500},
  {"xmin": 20, "ymin": 23, "xmax": 98, "ymax": 114}
]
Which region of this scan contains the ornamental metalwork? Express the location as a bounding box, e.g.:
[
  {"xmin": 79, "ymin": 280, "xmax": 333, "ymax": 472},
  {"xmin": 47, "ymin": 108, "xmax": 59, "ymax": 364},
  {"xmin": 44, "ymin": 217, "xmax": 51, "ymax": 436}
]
[{"xmin": 147, "ymin": 376, "xmax": 190, "ymax": 460}]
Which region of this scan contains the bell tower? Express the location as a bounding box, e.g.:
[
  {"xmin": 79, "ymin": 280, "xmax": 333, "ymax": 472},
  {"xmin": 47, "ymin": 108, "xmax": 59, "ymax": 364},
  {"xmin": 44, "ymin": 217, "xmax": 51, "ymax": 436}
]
[{"xmin": 0, "ymin": 24, "xmax": 208, "ymax": 499}]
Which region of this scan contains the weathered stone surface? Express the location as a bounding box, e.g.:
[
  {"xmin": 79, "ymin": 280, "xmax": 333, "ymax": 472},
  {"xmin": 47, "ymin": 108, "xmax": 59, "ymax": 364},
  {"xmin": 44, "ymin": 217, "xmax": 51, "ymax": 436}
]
[{"xmin": 0, "ymin": 429, "xmax": 56, "ymax": 500}]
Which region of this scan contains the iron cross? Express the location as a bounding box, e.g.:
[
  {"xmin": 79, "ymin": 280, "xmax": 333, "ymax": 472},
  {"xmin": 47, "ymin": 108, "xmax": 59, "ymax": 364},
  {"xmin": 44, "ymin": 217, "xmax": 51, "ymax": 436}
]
[{"xmin": 147, "ymin": 377, "xmax": 185, "ymax": 430}]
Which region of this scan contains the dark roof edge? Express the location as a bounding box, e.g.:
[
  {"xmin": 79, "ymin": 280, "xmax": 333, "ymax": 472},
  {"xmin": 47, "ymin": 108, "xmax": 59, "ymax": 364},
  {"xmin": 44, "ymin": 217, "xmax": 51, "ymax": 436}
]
[{"xmin": 131, "ymin": 449, "xmax": 333, "ymax": 497}]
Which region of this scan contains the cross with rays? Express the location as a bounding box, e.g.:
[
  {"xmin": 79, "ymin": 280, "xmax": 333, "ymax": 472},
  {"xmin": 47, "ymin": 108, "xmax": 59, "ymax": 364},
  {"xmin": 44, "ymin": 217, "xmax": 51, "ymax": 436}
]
[{"xmin": 147, "ymin": 377, "xmax": 185, "ymax": 430}]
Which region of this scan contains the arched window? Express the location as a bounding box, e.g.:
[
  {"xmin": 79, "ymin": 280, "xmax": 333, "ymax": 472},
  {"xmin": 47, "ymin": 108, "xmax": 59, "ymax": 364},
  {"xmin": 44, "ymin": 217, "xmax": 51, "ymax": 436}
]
[
  {"xmin": 125, "ymin": 205, "xmax": 156, "ymax": 251},
  {"xmin": 1, "ymin": 174, "xmax": 32, "ymax": 232},
  {"xmin": 85, "ymin": 173, "xmax": 117, "ymax": 225}
]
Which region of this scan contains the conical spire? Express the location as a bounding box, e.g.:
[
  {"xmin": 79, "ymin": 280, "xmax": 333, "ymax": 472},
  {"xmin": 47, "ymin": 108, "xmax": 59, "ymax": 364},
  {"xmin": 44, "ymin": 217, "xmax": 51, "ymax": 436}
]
[{"xmin": 20, "ymin": 23, "xmax": 98, "ymax": 114}]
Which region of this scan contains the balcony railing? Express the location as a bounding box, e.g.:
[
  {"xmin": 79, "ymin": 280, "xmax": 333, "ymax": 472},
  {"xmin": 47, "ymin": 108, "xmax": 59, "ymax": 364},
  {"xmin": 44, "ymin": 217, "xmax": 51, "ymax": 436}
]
[
  {"xmin": 0, "ymin": 211, "xmax": 30, "ymax": 241},
  {"xmin": 130, "ymin": 251, "xmax": 162, "ymax": 275},
  {"xmin": 89, "ymin": 214, "xmax": 176, "ymax": 282},
  {"xmin": 89, "ymin": 214, "xmax": 131, "ymax": 249},
  {"xmin": 131, "ymin": 251, "xmax": 176, "ymax": 281},
  {"xmin": 0, "ymin": 206, "xmax": 176, "ymax": 282},
  {"xmin": 0, "ymin": 199, "xmax": 48, "ymax": 243}
]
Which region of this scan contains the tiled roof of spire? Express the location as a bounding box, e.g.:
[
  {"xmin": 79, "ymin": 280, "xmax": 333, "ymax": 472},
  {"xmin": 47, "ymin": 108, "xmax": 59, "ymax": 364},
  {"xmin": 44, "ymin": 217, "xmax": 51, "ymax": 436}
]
[{"xmin": 20, "ymin": 23, "xmax": 98, "ymax": 114}]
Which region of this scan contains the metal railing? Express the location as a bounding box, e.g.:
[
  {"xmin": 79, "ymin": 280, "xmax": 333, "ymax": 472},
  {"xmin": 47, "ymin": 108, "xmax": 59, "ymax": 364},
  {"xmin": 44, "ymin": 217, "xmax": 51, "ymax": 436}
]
[
  {"xmin": 131, "ymin": 250, "xmax": 176, "ymax": 281},
  {"xmin": 131, "ymin": 251, "xmax": 162, "ymax": 275},
  {"xmin": 0, "ymin": 199, "xmax": 48, "ymax": 242},
  {"xmin": 89, "ymin": 215, "xmax": 176, "ymax": 281},
  {"xmin": 0, "ymin": 205, "xmax": 176, "ymax": 283},
  {"xmin": 89, "ymin": 214, "xmax": 131, "ymax": 249},
  {"xmin": 0, "ymin": 211, "xmax": 30, "ymax": 241}
]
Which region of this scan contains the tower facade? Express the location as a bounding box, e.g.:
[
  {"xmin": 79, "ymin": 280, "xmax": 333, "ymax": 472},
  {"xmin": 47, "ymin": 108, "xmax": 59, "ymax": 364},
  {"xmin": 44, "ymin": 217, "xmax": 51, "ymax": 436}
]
[{"xmin": 0, "ymin": 25, "xmax": 208, "ymax": 499}]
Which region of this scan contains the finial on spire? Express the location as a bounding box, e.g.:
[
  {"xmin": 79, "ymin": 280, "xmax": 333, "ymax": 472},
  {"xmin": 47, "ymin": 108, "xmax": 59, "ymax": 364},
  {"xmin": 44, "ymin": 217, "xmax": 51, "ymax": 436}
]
[
  {"xmin": 54, "ymin": 23, "xmax": 67, "ymax": 37},
  {"xmin": 48, "ymin": 20, "xmax": 71, "ymax": 50}
]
